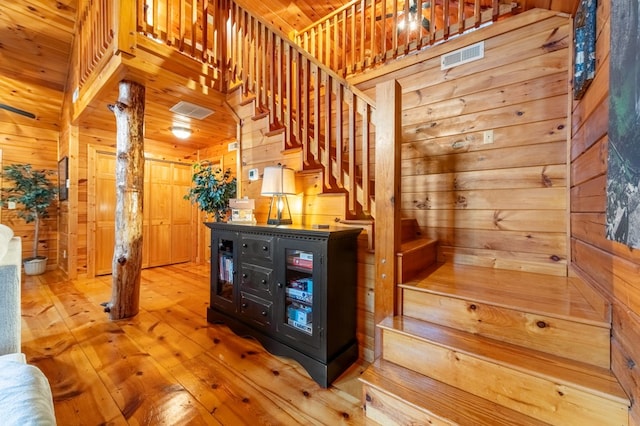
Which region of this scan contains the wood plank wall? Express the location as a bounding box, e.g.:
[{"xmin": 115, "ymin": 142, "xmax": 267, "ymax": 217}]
[
  {"xmin": 570, "ymin": 1, "xmax": 640, "ymax": 423},
  {"xmin": 355, "ymin": 10, "xmax": 571, "ymax": 277},
  {"xmin": 0, "ymin": 75, "xmax": 60, "ymax": 269}
]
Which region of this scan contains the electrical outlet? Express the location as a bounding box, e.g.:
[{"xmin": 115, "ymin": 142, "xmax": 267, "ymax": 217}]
[
  {"xmin": 7, "ymin": 201, "xmax": 16, "ymax": 210},
  {"xmin": 62, "ymin": 250, "xmax": 67, "ymax": 259},
  {"xmin": 483, "ymin": 130, "xmax": 494, "ymax": 144}
]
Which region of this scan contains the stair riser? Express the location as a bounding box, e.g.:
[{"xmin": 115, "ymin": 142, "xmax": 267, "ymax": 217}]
[
  {"xmin": 403, "ymin": 289, "xmax": 611, "ymax": 368},
  {"xmin": 363, "ymin": 385, "xmax": 454, "ymax": 426},
  {"xmin": 382, "ymin": 330, "xmax": 628, "ymax": 426},
  {"xmin": 397, "ymin": 244, "xmax": 437, "ymax": 283}
]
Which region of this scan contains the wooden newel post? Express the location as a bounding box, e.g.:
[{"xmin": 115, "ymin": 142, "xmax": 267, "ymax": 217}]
[{"xmin": 106, "ymin": 80, "xmax": 145, "ymax": 320}]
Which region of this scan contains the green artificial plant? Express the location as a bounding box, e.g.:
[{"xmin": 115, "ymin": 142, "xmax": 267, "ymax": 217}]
[
  {"xmin": 1, "ymin": 163, "xmax": 57, "ymax": 260},
  {"xmin": 184, "ymin": 163, "xmax": 237, "ymax": 222}
]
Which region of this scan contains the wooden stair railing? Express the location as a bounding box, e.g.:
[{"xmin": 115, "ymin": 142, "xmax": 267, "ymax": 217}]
[
  {"xmin": 223, "ymin": 0, "xmax": 377, "ymax": 217},
  {"xmin": 292, "ymin": 0, "xmax": 516, "ymax": 77}
]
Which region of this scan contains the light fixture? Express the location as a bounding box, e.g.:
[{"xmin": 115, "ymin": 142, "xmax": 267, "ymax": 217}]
[
  {"xmin": 261, "ymin": 165, "xmax": 296, "ymax": 225},
  {"xmin": 171, "ymin": 126, "xmax": 192, "ymax": 139}
]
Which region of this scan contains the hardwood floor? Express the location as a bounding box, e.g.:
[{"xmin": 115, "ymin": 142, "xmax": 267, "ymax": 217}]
[{"xmin": 20, "ymin": 263, "xmax": 367, "ymax": 425}]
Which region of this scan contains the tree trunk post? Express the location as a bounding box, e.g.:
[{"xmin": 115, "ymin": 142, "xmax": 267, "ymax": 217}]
[{"xmin": 106, "ymin": 80, "xmax": 145, "ymax": 320}]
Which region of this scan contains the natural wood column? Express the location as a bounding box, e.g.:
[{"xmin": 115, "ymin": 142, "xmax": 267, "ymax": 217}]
[
  {"xmin": 106, "ymin": 80, "xmax": 145, "ymax": 320},
  {"xmin": 374, "ymin": 80, "xmax": 402, "ymax": 358}
]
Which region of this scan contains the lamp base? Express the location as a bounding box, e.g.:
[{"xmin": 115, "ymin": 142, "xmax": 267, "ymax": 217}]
[
  {"xmin": 266, "ymin": 194, "xmax": 293, "ymax": 225},
  {"xmin": 267, "ymin": 218, "xmax": 292, "ymax": 225}
]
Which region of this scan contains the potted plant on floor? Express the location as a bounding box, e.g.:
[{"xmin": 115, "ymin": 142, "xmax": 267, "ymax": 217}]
[
  {"xmin": 1, "ymin": 164, "xmax": 57, "ymax": 275},
  {"xmin": 184, "ymin": 162, "xmax": 237, "ymax": 222}
]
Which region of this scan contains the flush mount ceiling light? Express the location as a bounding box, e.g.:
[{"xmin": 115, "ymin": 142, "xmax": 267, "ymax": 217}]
[{"xmin": 171, "ymin": 126, "xmax": 192, "ymax": 139}]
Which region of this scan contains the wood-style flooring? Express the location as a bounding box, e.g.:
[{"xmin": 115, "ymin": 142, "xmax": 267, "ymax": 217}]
[{"xmin": 20, "ymin": 263, "xmax": 367, "ymax": 425}]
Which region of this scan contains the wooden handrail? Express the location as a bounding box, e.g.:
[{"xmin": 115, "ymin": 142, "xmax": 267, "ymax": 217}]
[
  {"xmin": 292, "ymin": 0, "xmax": 515, "ymax": 77},
  {"xmin": 296, "ymin": 0, "xmax": 364, "ymax": 35}
]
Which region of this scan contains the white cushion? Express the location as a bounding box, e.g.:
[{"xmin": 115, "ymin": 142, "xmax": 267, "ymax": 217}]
[
  {"xmin": 0, "ymin": 224, "xmax": 13, "ymax": 261},
  {"xmin": 0, "ymin": 357, "xmax": 56, "ymax": 425},
  {"xmin": 0, "ymin": 353, "xmax": 26, "ymax": 364}
]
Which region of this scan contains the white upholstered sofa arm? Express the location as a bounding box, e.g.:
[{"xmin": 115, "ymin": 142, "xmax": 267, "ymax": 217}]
[
  {"xmin": 0, "ymin": 232, "xmax": 57, "ymax": 425},
  {"xmin": 0, "ymin": 235, "xmax": 21, "ymax": 356}
]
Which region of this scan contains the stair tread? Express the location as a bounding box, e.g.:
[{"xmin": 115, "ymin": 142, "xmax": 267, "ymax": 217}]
[
  {"xmin": 380, "ymin": 316, "xmax": 629, "ymax": 404},
  {"xmin": 400, "ymin": 263, "xmax": 609, "ymax": 327},
  {"xmin": 399, "ymin": 237, "xmax": 437, "ymax": 255},
  {"xmin": 361, "ymin": 358, "xmax": 550, "ymax": 426}
]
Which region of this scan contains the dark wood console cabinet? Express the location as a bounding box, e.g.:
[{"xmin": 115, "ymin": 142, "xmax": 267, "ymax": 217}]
[{"xmin": 205, "ymin": 222, "xmax": 362, "ymax": 387}]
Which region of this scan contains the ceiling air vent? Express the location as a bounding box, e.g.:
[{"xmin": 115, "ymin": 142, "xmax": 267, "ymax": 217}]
[
  {"xmin": 169, "ymin": 101, "xmax": 214, "ymax": 120},
  {"xmin": 441, "ymin": 41, "xmax": 485, "ymax": 70}
]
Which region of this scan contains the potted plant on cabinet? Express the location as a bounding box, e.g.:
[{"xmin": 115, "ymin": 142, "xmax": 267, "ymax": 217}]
[
  {"xmin": 184, "ymin": 162, "xmax": 237, "ymax": 222},
  {"xmin": 0, "ymin": 164, "xmax": 57, "ymax": 275}
]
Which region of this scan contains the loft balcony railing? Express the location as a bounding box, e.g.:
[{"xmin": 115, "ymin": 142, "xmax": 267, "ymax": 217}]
[{"xmin": 292, "ymin": 0, "xmax": 515, "ymax": 76}]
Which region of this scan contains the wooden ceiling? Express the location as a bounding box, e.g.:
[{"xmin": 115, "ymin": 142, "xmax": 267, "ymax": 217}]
[
  {"xmin": 1, "ymin": 0, "xmax": 580, "ymax": 153},
  {"xmin": 0, "ymin": 1, "xmax": 77, "ymax": 135}
]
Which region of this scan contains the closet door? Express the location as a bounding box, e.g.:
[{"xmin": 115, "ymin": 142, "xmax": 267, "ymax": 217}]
[
  {"xmin": 171, "ymin": 164, "xmax": 193, "ymax": 263},
  {"xmin": 148, "ymin": 161, "xmax": 172, "ymax": 267},
  {"xmin": 95, "ymin": 154, "xmax": 116, "ymax": 275}
]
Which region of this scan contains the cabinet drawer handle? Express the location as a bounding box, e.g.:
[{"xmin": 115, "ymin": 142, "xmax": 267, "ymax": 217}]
[
  {"xmin": 242, "ymin": 243, "xmax": 247, "ymax": 248},
  {"xmin": 277, "ymin": 282, "xmax": 283, "ymax": 288},
  {"xmin": 261, "ymin": 279, "xmax": 267, "ymax": 284},
  {"xmin": 242, "ymin": 303, "xmax": 248, "ymax": 308},
  {"xmin": 262, "ymin": 246, "xmax": 268, "ymax": 251},
  {"xmin": 242, "ymin": 273, "xmax": 248, "ymax": 278},
  {"xmin": 261, "ymin": 311, "xmax": 267, "ymax": 316}
]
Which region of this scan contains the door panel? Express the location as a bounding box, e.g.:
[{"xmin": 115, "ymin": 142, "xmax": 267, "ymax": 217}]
[
  {"xmin": 149, "ymin": 162, "xmax": 172, "ymax": 267},
  {"xmin": 171, "ymin": 164, "xmax": 192, "ymax": 263},
  {"xmin": 95, "ymin": 154, "xmax": 116, "ymax": 275}
]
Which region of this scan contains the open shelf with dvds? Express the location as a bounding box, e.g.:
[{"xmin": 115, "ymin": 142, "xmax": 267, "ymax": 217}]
[{"xmin": 285, "ymin": 249, "xmax": 314, "ymax": 336}]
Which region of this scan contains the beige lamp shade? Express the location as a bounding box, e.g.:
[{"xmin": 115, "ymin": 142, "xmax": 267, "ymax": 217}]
[{"xmin": 261, "ymin": 166, "xmax": 296, "ymax": 195}]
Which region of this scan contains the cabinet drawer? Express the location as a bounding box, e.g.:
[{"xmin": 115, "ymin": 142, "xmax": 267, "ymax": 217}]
[
  {"xmin": 240, "ymin": 235, "xmax": 273, "ymax": 261},
  {"xmin": 240, "ymin": 293, "xmax": 272, "ymax": 329},
  {"xmin": 239, "ymin": 263, "xmax": 273, "ymax": 298}
]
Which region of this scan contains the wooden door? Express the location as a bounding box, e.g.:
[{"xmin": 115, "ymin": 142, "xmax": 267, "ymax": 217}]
[
  {"xmin": 171, "ymin": 164, "xmax": 193, "ymax": 263},
  {"xmin": 95, "ymin": 153, "xmax": 117, "ymax": 275},
  {"xmin": 142, "ymin": 165, "xmax": 151, "ymax": 268},
  {"xmin": 148, "ymin": 161, "xmax": 172, "ymax": 267}
]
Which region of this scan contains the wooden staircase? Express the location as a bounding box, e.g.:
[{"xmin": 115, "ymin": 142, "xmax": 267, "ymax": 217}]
[{"xmin": 360, "ymin": 263, "xmax": 630, "ymax": 425}]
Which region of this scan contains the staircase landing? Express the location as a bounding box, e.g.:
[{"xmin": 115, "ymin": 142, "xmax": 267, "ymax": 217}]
[{"xmin": 401, "ymin": 263, "xmax": 609, "ymax": 326}]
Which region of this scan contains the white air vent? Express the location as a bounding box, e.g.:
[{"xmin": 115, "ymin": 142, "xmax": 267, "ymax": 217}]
[
  {"xmin": 169, "ymin": 101, "xmax": 214, "ymax": 120},
  {"xmin": 441, "ymin": 41, "xmax": 485, "ymax": 70}
]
